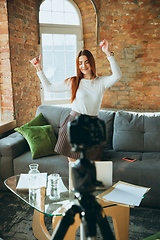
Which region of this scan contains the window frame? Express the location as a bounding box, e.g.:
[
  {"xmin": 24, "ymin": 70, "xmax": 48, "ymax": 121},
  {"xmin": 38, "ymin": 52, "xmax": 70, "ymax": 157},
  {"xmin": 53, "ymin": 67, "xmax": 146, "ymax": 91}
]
[{"xmin": 39, "ymin": 0, "xmax": 83, "ymax": 106}]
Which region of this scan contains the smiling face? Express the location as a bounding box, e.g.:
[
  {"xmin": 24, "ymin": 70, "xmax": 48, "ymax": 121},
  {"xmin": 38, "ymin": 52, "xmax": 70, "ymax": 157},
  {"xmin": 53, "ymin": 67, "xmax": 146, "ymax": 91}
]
[{"xmin": 78, "ymin": 55, "xmax": 93, "ymax": 80}]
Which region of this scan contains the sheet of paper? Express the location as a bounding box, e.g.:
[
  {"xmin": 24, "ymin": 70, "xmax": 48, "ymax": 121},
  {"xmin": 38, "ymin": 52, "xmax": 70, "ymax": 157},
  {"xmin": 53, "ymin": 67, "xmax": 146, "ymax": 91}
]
[
  {"xmin": 16, "ymin": 173, "xmax": 47, "ymax": 190},
  {"xmin": 103, "ymin": 183, "xmax": 148, "ymax": 206}
]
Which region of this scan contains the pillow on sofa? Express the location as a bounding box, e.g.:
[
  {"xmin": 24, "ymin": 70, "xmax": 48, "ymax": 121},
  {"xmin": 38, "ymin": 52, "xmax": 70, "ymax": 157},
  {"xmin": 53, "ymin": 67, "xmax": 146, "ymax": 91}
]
[
  {"xmin": 20, "ymin": 112, "xmax": 48, "ymax": 127},
  {"xmin": 98, "ymin": 110, "xmax": 115, "ymax": 150},
  {"xmin": 113, "ymin": 111, "xmax": 144, "ymax": 152},
  {"xmin": 15, "ymin": 125, "xmax": 58, "ymax": 159}
]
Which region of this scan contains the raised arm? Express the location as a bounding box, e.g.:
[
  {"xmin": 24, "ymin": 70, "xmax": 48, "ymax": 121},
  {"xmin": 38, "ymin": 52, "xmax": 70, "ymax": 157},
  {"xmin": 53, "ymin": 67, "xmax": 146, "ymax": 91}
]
[
  {"xmin": 99, "ymin": 40, "xmax": 122, "ymax": 89},
  {"xmin": 30, "ymin": 55, "xmax": 70, "ymax": 93}
]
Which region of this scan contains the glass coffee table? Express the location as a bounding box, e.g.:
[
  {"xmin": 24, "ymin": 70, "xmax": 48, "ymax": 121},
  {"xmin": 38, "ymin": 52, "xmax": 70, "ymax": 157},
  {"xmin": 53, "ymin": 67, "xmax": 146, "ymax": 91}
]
[{"xmin": 5, "ymin": 175, "xmax": 130, "ymax": 240}]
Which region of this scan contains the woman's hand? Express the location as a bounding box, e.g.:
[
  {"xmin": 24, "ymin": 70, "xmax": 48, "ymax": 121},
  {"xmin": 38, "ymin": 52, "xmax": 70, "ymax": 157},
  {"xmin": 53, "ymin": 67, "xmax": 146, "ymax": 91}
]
[
  {"xmin": 30, "ymin": 55, "xmax": 42, "ymax": 72},
  {"xmin": 99, "ymin": 39, "xmax": 113, "ymax": 57}
]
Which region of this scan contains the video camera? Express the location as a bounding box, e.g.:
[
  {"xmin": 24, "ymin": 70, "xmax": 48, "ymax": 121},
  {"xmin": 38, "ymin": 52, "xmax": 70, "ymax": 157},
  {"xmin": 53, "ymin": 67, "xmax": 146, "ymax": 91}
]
[
  {"xmin": 67, "ymin": 114, "xmax": 107, "ymax": 194},
  {"xmin": 67, "ymin": 114, "xmax": 106, "ymax": 152}
]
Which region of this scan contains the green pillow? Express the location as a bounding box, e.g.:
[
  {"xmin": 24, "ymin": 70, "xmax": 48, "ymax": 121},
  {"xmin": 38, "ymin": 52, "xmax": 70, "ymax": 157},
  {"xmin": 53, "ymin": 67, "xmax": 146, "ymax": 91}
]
[
  {"xmin": 15, "ymin": 125, "xmax": 58, "ymax": 159},
  {"xmin": 143, "ymin": 231, "xmax": 160, "ymax": 240},
  {"xmin": 19, "ymin": 113, "xmax": 48, "ymax": 128}
]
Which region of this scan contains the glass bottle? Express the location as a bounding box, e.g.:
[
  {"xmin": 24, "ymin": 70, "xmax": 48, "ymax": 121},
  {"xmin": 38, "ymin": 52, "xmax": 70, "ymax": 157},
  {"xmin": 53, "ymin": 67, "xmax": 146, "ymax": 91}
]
[
  {"xmin": 49, "ymin": 173, "xmax": 60, "ymax": 200},
  {"xmin": 28, "ymin": 163, "xmax": 40, "ymax": 196},
  {"xmin": 29, "ymin": 163, "xmax": 40, "ymax": 175}
]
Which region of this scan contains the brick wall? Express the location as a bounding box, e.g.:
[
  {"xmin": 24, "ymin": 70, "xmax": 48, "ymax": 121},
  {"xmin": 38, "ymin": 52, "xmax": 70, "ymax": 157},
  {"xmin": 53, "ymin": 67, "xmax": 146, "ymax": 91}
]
[
  {"xmin": 74, "ymin": 0, "xmax": 97, "ymax": 56},
  {"xmin": 0, "ymin": 0, "xmax": 160, "ymax": 127},
  {"xmin": 7, "ymin": 0, "xmax": 42, "ymax": 126},
  {"xmin": 0, "ymin": 0, "xmax": 14, "ymax": 121},
  {"xmin": 96, "ymin": 0, "xmax": 160, "ymax": 110}
]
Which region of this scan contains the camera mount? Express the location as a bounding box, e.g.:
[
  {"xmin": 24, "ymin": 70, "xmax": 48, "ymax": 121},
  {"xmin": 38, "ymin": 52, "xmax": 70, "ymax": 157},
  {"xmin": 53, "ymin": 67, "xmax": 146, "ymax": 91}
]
[{"xmin": 50, "ymin": 115, "xmax": 115, "ymax": 240}]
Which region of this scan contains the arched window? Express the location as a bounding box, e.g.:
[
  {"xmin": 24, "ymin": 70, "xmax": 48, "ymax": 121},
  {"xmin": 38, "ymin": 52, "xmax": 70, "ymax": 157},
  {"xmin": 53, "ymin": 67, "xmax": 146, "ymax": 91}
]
[{"xmin": 39, "ymin": 0, "xmax": 83, "ymax": 105}]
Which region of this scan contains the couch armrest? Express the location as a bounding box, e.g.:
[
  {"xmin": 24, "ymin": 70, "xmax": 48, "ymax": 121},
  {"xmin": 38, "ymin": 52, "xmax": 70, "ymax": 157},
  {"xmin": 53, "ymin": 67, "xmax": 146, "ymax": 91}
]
[
  {"xmin": 0, "ymin": 132, "xmax": 29, "ymax": 182},
  {"xmin": 0, "ymin": 132, "xmax": 29, "ymax": 158}
]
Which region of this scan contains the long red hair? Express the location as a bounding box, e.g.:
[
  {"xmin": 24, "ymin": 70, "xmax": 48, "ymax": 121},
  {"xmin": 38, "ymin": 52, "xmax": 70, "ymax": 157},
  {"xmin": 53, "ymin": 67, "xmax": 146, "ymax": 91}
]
[{"xmin": 65, "ymin": 50, "xmax": 96, "ymax": 103}]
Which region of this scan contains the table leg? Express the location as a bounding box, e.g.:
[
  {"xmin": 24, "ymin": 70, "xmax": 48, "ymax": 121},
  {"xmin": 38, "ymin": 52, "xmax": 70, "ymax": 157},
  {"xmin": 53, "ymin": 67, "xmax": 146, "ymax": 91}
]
[
  {"xmin": 33, "ymin": 205, "xmax": 129, "ymax": 240},
  {"xmin": 32, "ymin": 209, "xmax": 51, "ymax": 240},
  {"xmin": 32, "ymin": 187, "xmax": 129, "ymax": 240},
  {"xmin": 102, "ymin": 203, "xmax": 130, "ymax": 240},
  {"xmin": 52, "ymin": 204, "xmax": 129, "ymax": 240},
  {"xmin": 32, "ymin": 187, "xmax": 51, "ymax": 240},
  {"xmin": 33, "ymin": 209, "xmax": 81, "ymax": 240},
  {"xmin": 32, "ymin": 185, "xmax": 81, "ymax": 240}
]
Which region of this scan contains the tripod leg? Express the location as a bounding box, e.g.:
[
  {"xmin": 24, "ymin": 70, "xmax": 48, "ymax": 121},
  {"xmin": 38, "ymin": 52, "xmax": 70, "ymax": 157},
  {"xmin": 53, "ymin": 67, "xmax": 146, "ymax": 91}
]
[
  {"xmin": 78, "ymin": 194, "xmax": 114, "ymax": 240},
  {"xmin": 50, "ymin": 204, "xmax": 82, "ymax": 240},
  {"xmin": 97, "ymin": 211, "xmax": 115, "ymax": 240},
  {"xmin": 94, "ymin": 201, "xmax": 115, "ymax": 240},
  {"xmin": 52, "ymin": 213, "xmax": 81, "ymax": 240}
]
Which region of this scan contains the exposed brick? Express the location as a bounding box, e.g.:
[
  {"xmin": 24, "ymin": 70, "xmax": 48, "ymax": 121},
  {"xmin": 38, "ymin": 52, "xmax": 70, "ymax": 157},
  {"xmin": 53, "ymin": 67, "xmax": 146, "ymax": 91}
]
[
  {"xmin": 0, "ymin": 0, "xmax": 41, "ymax": 124},
  {"xmin": 0, "ymin": 0, "xmax": 160, "ymax": 125},
  {"xmin": 96, "ymin": 0, "xmax": 160, "ymax": 111}
]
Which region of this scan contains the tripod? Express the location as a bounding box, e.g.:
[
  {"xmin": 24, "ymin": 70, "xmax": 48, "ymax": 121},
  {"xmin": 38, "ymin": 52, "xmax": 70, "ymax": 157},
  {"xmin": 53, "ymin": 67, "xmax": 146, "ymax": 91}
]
[{"xmin": 50, "ymin": 152, "xmax": 115, "ymax": 240}]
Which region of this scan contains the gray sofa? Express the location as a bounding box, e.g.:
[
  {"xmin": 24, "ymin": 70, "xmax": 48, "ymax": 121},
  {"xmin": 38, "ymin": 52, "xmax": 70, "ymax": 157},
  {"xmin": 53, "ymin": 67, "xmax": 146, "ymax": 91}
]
[{"xmin": 0, "ymin": 105, "xmax": 160, "ymax": 208}]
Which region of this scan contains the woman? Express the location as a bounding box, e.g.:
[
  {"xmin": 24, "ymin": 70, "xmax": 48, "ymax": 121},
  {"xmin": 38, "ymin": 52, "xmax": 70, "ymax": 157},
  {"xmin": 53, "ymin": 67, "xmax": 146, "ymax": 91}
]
[{"xmin": 30, "ymin": 39, "xmax": 122, "ymax": 161}]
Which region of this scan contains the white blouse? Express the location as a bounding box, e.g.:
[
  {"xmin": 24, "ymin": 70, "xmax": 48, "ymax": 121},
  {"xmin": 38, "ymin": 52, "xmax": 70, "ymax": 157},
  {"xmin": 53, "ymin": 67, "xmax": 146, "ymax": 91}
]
[{"xmin": 37, "ymin": 56, "xmax": 122, "ymax": 116}]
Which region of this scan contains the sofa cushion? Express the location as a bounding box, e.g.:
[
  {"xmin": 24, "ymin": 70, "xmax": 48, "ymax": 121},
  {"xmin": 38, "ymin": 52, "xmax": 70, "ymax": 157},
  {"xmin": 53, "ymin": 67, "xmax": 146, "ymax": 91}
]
[
  {"xmin": 98, "ymin": 110, "xmax": 115, "ymax": 149},
  {"xmin": 143, "ymin": 113, "xmax": 160, "ymax": 151},
  {"xmin": 102, "ymin": 149, "xmax": 142, "ymax": 161},
  {"xmin": 13, "ymin": 151, "xmax": 69, "ymax": 177},
  {"xmin": 113, "ymin": 111, "xmax": 144, "ymax": 151},
  {"xmin": 113, "ymin": 111, "xmax": 160, "ymax": 152},
  {"xmin": 15, "ymin": 125, "xmax": 58, "ymax": 159},
  {"xmin": 20, "ymin": 112, "xmax": 48, "ymax": 127},
  {"xmin": 142, "ymin": 152, "xmax": 160, "ymax": 160}
]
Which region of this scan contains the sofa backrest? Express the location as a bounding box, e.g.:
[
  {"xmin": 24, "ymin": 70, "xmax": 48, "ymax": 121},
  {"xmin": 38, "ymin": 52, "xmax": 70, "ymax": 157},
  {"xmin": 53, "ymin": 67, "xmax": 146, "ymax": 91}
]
[
  {"xmin": 98, "ymin": 110, "xmax": 115, "ymax": 150},
  {"xmin": 36, "ymin": 105, "xmax": 115, "ymax": 150},
  {"xmin": 36, "ymin": 105, "xmax": 71, "ymax": 135},
  {"xmin": 113, "ymin": 111, "xmax": 160, "ymax": 152}
]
